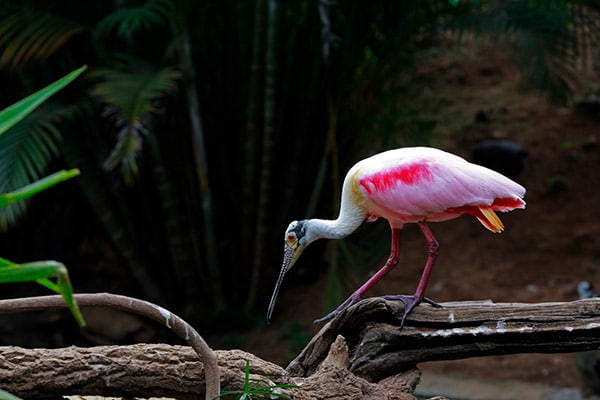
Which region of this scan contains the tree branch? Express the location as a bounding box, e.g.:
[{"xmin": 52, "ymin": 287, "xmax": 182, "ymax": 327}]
[
  {"xmin": 0, "ymin": 345, "xmax": 268, "ymax": 399},
  {"xmin": 0, "ymin": 293, "xmax": 219, "ymax": 400},
  {"xmin": 288, "ymin": 297, "xmax": 600, "ymax": 381},
  {"xmin": 2, "ymin": 296, "xmax": 599, "ymax": 399},
  {"xmin": 0, "ymin": 340, "xmax": 429, "ymax": 400}
]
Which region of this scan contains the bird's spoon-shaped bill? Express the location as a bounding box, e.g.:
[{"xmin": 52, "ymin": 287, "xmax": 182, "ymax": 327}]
[{"xmin": 267, "ymin": 243, "xmax": 297, "ymax": 323}]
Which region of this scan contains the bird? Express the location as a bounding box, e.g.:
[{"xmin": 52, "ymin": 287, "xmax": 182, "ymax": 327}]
[
  {"xmin": 576, "ymin": 281, "xmax": 600, "ymax": 394},
  {"xmin": 267, "ymin": 146, "xmax": 526, "ymax": 327}
]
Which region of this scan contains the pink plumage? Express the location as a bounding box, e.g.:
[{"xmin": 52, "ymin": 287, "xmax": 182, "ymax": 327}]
[
  {"xmin": 267, "ymin": 146, "xmax": 526, "ymax": 327},
  {"xmin": 352, "ymin": 147, "xmax": 525, "ymax": 230}
]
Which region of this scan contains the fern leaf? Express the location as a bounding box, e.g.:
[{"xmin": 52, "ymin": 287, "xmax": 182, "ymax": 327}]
[{"xmin": 0, "ymin": 9, "xmax": 87, "ymax": 68}]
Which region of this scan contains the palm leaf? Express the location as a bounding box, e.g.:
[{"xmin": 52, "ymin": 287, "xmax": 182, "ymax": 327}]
[
  {"xmin": 0, "ymin": 66, "xmax": 87, "ymax": 136},
  {"xmin": 89, "ymin": 63, "xmax": 181, "ymax": 184},
  {"xmin": 504, "ymin": 1, "xmax": 578, "ymax": 103},
  {"xmin": 445, "ymin": 0, "xmax": 580, "ymax": 103},
  {"xmin": 0, "ymin": 9, "xmax": 87, "ymax": 68},
  {"xmin": 0, "ymin": 105, "xmax": 65, "ymax": 230},
  {"xmin": 95, "ymin": 0, "xmax": 172, "ymax": 43}
]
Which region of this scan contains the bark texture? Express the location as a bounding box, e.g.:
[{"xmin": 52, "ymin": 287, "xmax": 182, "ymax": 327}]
[
  {"xmin": 2, "ymin": 297, "xmax": 600, "ymax": 398},
  {"xmin": 289, "ymin": 297, "xmax": 600, "ymax": 381},
  {"xmin": 0, "ymin": 339, "xmax": 426, "ymax": 400}
]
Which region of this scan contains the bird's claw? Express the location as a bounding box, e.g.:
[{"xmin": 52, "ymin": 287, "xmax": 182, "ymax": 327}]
[
  {"xmin": 383, "ymin": 294, "xmax": 442, "ymax": 307},
  {"xmin": 313, "ymin": 311, "xmax": 337, "ymax": 324},
  {"xmin": 421, "ymin": 296, "xmax": 443, "ymax": 308},
  {"xmin": 314, "ymin": 293, "xmax": 362, "ymax": 324},
  {"xmin": 382, "ymin": 294, "xmax": 442, "ymax": 327}
]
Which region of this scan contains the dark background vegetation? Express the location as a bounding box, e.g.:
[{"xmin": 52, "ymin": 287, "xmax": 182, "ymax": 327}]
[{"xmin": 0, "ymin": 0, "xmax": 599, "ymax": 391}]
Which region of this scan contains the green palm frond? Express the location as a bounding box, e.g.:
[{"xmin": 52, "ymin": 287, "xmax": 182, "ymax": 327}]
[
  {"xmin": 445, "ymin": 0, "xmax": 581, "ymax": 103},
  {"xmin": 90, "ymin": 63, "xmax": 181, "ymax": 184},
  {"xmin": 502, "ymin": 1, "xmax": 578, "ymax": 104},
  {"xmin": 0, "ymin": 9, "xmax": 87, "ymax": 68},
  {"xmin": 95, "ymin": 0, "xmax": 173, "ymax": 43},
  {"xmin": 0, "ymin": 66, "xmax": 87, "ymax": 136},
  {"xmin": 0, "ymin": 106, "xmax": 63, "ymax": 230}
]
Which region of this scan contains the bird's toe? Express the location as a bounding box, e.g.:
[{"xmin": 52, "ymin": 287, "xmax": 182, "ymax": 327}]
[{"xmin": 422, "ymin": 297, "xmax": 443, "ymax": 308}]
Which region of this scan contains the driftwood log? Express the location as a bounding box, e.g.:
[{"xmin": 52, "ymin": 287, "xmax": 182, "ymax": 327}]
[
  {"xmin": 0, "ymin": 293, "xmax": 220, "ymax": 400},
  {"xmin": 289, "ymin": 297, "xmax": 600, "ymax": 381},
  {"xmin": 0, "ymin": 339, "xmax": 426, "ymax": 400},
  {"xmin": 1, "ymin": 297, "xmax": 600, "ymax": 399}
]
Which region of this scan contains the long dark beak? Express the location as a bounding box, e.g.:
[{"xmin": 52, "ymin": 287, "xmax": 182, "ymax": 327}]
[{"xmin": 267, "ymin": 242, "xmax": 301, "ymax": 323}]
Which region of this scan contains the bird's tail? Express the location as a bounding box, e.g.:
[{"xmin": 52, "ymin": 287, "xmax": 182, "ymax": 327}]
[{"xmin": 476, "ymin": 207, "xmax": 504, "ymax": 233}]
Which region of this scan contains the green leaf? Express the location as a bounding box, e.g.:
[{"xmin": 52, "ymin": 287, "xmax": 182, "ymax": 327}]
[
  {"xmin": 35, "ymin": 277, "xmax": 60, "ymax": 293},
  {"xmin": 53, "ymin": 263, "xmax": 85, "ymax": 327},
  {"xmin": 0, "ymin": 388, "xmax": 23, "ymax": 400},
  {"xmin": 96, "ymin": 0, "xmax": 172, "ymax": 43},
  {"xmin": 0, "ymin": 261, "xmax": 62, "ymax": 282},
  {"xmin": 90, "ymin": 63, "xmax": 181, "ymax": 183},
  {"xmin": 0, "ymin": 10, "xmax": 87, "ymax": 67},
  {"xmin": 215, "ymin": 359, "xmax": 299, "ymax": 399},
  {"xmin": 0, "ymin": 258, "xmax": 85, "ymax": 327},
  {"xmin": 0, "ymin": 66, "xmax": 87, "ymax": 136},
  {"xmin": 0, "ymin": 257, "xmax": 13, "ymax": 267},
  {"xmin": 0, "ymin": 169, "xmax": 80, "ymax": 208},
  {"xmin": 0, "ymin": 100, "xmax": 80, "ymax": 230},
  {"xmin": 90, "ymin": 64, "xmax": 181, "ymax": 122}
]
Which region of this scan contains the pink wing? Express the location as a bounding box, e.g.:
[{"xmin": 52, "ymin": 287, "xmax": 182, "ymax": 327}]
[{"xmin": 355, "ymin": 149, "xmax": 525, "ymax": 229}]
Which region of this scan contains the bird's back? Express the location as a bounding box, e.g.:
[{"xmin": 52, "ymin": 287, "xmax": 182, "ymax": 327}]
[{"xmin": 349, "ymin": 147, "xmax": 526, "ymax": 229}]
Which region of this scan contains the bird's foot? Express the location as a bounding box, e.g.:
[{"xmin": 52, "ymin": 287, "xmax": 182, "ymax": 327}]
[
  {"xmin": 382, "ymin": 294, "xmax": 442, "ymax": 328},
  {"xmin": 314, "ymin": 293, "xmax": 362, "ymax": 324}
]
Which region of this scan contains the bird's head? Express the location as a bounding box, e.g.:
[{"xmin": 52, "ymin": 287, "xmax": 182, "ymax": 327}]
[
  {"xmin": 283, "ymin": 219, "xmax": 314, "ymax": 265},
  {"xmin": 267, "ymin": 220, "xmax": 314, "ymax": 322}
]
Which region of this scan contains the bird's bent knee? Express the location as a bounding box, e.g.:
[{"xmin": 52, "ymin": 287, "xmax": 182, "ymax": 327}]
[{"xmin": 429, "ymin": 240, "xmax": 440, "ymax": 255}]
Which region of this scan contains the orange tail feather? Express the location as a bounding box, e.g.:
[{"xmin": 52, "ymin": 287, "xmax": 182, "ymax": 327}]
[{"xmin": 477, "ymin": 207, "xmax": 504, "ymax": 233}]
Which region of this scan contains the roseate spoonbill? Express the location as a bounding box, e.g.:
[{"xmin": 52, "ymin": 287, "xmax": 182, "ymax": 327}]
[{"xmin": 267, "ymin": 146, "xmax": 526, "ymax": 326}]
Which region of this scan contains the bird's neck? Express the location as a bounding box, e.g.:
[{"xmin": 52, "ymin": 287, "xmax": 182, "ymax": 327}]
[{"xmin": 309, "ymin": 188, "xmax": 366, "ymax": 240}]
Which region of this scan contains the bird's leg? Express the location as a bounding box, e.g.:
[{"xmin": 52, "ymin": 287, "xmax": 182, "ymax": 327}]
[
  {"xmin": 413, "ymin": 221, "xmax": 440, "ymax": 300},
  {"xmin": 384, "ymin": 221, "xmax": 442, "ymax": 327},
  {"xmin": 314, "ymin": 227, "xmax": 402, "ymax": 324}
]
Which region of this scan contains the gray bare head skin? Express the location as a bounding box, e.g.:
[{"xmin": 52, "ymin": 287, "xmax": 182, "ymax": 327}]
[{"xmin": 267, "ymin": 220, "xmax": 310, "ymax": 322}]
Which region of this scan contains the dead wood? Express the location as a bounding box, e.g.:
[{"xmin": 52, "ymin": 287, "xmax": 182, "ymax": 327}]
[
  {"xmin": 0, "ymin": 338, "xmax": 433, "ymax": 400},
  {"xmin": 0, "ymin": 294, "xmax": 220, "ymax": 400},
  {"xmin": 2, "ymin": 297, "xmax": 599, "ymax": 399},
  {"xmin": 0, "ymin": 344, "xmax": 282, "ymax": 400},
  {"xmin": 288, "ymin": 297, "xmax": 600, "ymax": 381}
]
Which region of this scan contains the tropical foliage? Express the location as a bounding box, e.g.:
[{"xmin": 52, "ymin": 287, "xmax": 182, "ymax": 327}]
[
  {"xmin": 0, "ymin": 66, "xmax": 86, "ymax": 327},
  {"xmin": 218, "ymin": 359, "xmax": 299, "ymax": 400},
  {"xmin": 0, "ymin": 0, "xmax": 597, "ymax": 329}
]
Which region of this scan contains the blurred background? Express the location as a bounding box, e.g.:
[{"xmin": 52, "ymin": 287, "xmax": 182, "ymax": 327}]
[{"xmin": 0, "ymin": 0, "xmax": 599, "ymax": 397}]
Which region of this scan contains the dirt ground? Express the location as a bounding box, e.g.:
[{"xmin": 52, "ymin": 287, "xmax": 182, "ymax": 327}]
[{"xmin": 231, "ymin": 50, "xmax": 600, "ymax": 394}]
